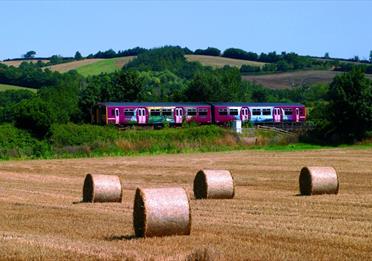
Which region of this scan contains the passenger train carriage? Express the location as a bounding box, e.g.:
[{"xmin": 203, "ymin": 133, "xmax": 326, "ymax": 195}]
[{"xmin": 93, "ymin": 102, "xmax": 306, "ymax": 126}]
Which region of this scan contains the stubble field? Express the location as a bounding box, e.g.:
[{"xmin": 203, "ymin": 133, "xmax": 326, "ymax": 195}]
[
  {"xmin": 243, "ymin": 70, "xmax": 372, "ymax": 89},
  {"xmin": 0, "ymin": 149, "xmax": 371, "ymax": 260}
]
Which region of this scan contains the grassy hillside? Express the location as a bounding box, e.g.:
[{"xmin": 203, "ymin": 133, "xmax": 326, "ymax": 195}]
[
  {"xmin": 0, "ymin": 83, "xmax": 37, "ymax": 93},
  {"xmin": 75, "ymin": 57, "xmax": 134, "ymax": 76},
  {"xmin": 47, "ymin": 57, "xmax": 134, "ymax": 76},
  {"xmin": 46, "ymin": 59, "xmax": 102, "ymax": 73},
  {"xmin": 186, "ymin": 54, "xmax": 266, "ymax": 68},
  {"xmin": 243, "ymin": 70, "xmax": 372, "ymax": 89}
]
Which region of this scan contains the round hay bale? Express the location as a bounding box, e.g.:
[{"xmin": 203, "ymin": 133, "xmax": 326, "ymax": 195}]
[
  {"xmin": 299, "ymin": 166, "xmax": 339, "ymax": 195},
  {"xmin": 133, "ymin": 187, "xmax": 191, "ymax": 237},
  {"xmin": 82, "ymin": 174, "xmax": 123, "ymax": 203},
  {"xmin": 193, "ymin": 169, "xmax": 235, "ymax": 199}
]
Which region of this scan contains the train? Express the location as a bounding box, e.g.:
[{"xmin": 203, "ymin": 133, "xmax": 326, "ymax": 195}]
[{"xmin": 92, "ymin": 102, "xmax": 306, "ymax": 127}]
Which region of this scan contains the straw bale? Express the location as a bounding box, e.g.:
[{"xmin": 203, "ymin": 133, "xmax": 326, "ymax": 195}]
[
  {"xmin": 82, "ymin": 174, "xmax": 123, "ymax": 202},
  {"xmin": 133, "ymin": 187, "xmax": 191, "ymax": 237},
  {"xmin": 193, "ymin": 169, "xmax": 235, "ymax": 199},
  {"xmin": 299, "ymin": 166, "xmax": 339, "ymax": 195}
]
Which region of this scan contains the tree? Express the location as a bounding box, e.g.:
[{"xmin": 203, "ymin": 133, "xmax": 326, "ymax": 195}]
[
  {"xmin": 14, "ymin": 97, "xmax": 58, "ymax": 137},
  {"xmin": 194, "ymin": 47, "xmax": 221, "ymax": 56},
  {"xmin": 49, "ymin": 55, "xmax": 64, "ymax": 65},
  {"xmin": 324, "ymin": 68, "xmax": 372, "ymax": 142},
  {"xmin": 369, "ymin": 50, "xmax": 372, "ymax": 63},
  {"xmin": 23, "ymin": 50, "xmax": 36, "ymax": 59},
  {"xmin": 222, "ymin": 48, "xmax": 258, "ymax": 61},
  {"xmin": 185, "ymin": 67, "xmax": 243, "ymax": 102},
  {"xmin": 74, "ymin": 51, "xmax": 83, "ymax": 60},
  {"xmin": 112, "ymin": 70, "xmax": 144, "ymax": 101},
  {"xmin": 324, "ymin": 52, "xmax": 330, "ymax": 59}
]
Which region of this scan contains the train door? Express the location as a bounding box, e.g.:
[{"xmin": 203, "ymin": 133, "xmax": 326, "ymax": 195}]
[
  {"xmin": 114, "ymin": 108, "xmax": 120, "ymax": 125},
  {"xmin": 137, "ymin": 107, "xmax": 147, "ymax": 124},
  {"xmin": 174, "ymin": 107, "xmax": 183, "ymax": 124},
  {"xmin": 295, "ymin": 108, "xmax": 300, "ymax": 122},
  {"xmin": 273, "ymin": 107, "xmax": 282, "ymax": 123},
  {"xmin": 240, "ymin": 107, "xmax": 249, "ymax": 122}
]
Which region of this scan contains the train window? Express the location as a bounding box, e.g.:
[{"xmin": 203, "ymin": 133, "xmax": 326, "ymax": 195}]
[
  {"xmin": 262, "ymin": 109, "xmax": 271, "ymax": 115},
  {"xmin": 111, "ymin": 109, "xmax": 115, "ymax": 116},
  {"xmin": 198, "ymin": 108, "xmax": 208, "ymax": 116},
  {"xmin": 124, "ymin": 109, "xmax": 134, "ymax": 117},
  {"xmin": 162, "ymin": 109, "xmax": 172, "ymax": 116},
  {"xmin": 252, "ymin": 109, "xmax": 261, "ymax": 116},
  {"xmin": 229, "ymin": 109, "xmax": 238, "ymax": 115},
  {"xmin": 284, "ymin": 108, "xmax": 292, "ymax": 115},
  {"xmin": 115, "ymin": 109, "xmax": 119, "ymax": 117},
  {"xmin": 150, "ymin": 109, "xmax": 161, "ymax": 116},
  {"xmin": 187, "ymin": 108, "xmax": 197, "ymax": 116},
  {"xmin": 218, "ymin": 108, "xmax": 228, "ymax": 116}
]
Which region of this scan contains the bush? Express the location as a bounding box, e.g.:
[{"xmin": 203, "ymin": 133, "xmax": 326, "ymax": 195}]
[
  {"xmin": 14, "ymin": 97, "xmax": 58, "ymax": 137},
  {"xmin": 240, "ymin": 64, "xmax": 260, "ymax": 73},
  {"xmin": 49, "ymin": 123, "xmax": 241, "ymax": 156},
  {"xmin": 0, "ymin": 124, "xmax": 49, "ymax": 159}
]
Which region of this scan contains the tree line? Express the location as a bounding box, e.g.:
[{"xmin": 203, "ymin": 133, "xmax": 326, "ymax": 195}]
[{"xmin": 7, "ymin": 46, "xmax": 371, "ymax": 75}]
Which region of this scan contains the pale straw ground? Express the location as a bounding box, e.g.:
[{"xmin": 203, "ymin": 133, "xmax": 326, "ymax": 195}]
[{"xmin": 0, "ymin": 148, "xmax": 371, "ymax": 260}]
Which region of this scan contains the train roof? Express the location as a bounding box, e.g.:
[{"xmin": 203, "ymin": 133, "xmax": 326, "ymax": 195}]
[
  {"xmin": 97, "ymin": 102, "xmax": 305, "ymax": 107},
  {"xmin": 209, "ymin": 102, "xmax": 305, "ymax": 107},
  {"xmin": 97, "ymin": 102, "xmax": 210, "ymax": 107}
]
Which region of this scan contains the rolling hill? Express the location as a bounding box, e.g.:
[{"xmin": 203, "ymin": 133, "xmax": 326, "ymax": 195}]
[
  {"xmin": 46, "ymin": 55, "xmax": 264, "ymax": 76},
  {"xmin": 0, "ymin": 83, "xmax": 37, "ymax": 93},
  {"xmin": 6, "ymin": 55, "xmax": 370, "ymax": 89}
]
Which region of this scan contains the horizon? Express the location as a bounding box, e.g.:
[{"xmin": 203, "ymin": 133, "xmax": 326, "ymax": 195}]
[{"xmin": 1, "ymin": 1, "xmax": 371, "ymax": 61}]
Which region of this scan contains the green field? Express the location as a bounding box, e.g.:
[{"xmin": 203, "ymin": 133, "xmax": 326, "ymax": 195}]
[
  {"xmin": 75, "ymin": 57, "xmax": 134, "ymax": 76},
  {"xmin": 0, "ymin": 83, "xmax": 37, "ymax": 93},
  {"xmin": 46, "ymin": 57, "xmax": 134, "ymax": 76}
]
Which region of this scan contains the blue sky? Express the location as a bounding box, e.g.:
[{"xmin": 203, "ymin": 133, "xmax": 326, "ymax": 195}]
[{"xmin": 1, "ymin": 1, "xmax": 371, "ymax": 60}]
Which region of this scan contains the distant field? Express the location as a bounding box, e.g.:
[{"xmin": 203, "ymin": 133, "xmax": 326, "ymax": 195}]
[
  {"xmin": 0, "ymin": 59, "xmax": 49, "ymax": 67},
  {"xmin": 46, "ymin": 59, "xmax": 102, "ymax": 73},
  {"xmin": 0, "ymin": 149, "xmax": 371, "ymax": 260},
  {"xmin": 243, "ymin": 70, "xmax": 372, "ymax": 89},
  {"xmin": 47, "ymin": 57, "xmax": 134, "ymax": 76},
  {"xmin": 186, "ymin": 54, "xmax": 266, "ymax": 68},
  {"xmin": 0, "ymin": 83, "xmax": 37, "ymax": 93},
  {"xmin": 75, "ymin": 57, "xmax": 135, "ymax": 76}
]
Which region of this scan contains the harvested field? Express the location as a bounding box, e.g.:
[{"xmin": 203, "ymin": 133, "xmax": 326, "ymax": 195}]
[
  {"xmin": 0, "ymin": 148, "xmax": 371, "ymax": 260},
  {"xmin": 186, "ymin": 54, "xmax": 266, "ymax": 68},
  {"xmin": 0, "ymin": 59, "xmax": 49, "ymax": 67},
  {"xmin": 46, "ymin": 59, "xmax": 103, "ymax": 73},
  {"xmin": 243, "ymin": 70, "xmax": 372, "ymax": 89}
]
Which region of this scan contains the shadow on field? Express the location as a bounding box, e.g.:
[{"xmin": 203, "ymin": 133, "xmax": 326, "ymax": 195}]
[{"xmin": 105, "ymin": 234, "xmax": 138, "ymax": 241}]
